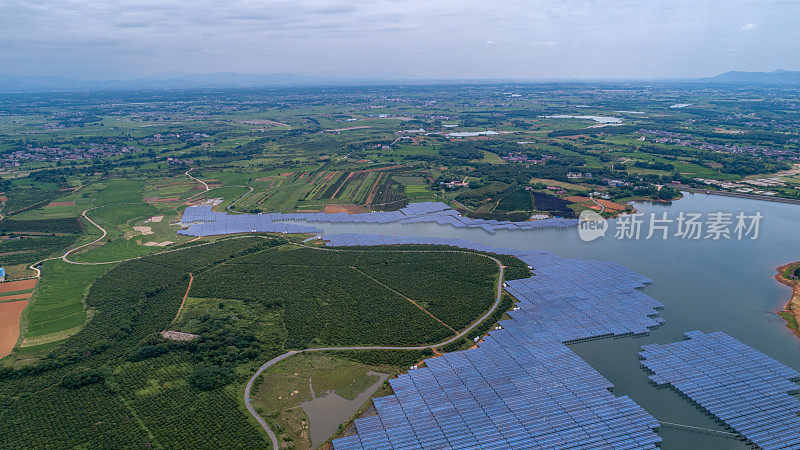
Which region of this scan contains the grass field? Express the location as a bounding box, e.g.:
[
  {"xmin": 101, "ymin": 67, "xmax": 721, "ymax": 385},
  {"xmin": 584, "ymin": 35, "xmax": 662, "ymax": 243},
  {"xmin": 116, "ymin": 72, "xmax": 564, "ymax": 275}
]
[
  {"xmin": 202, "ymin": 186, "xmax": 252, "ymax": 211},
  {"xmin": 531, "ymin": 178, "xmax": 592, "ymax": 192},
  {"xmin": 21, "ymin": 260, "xmax": 113, "ymax": 347},
  {"xmin": 404, "ymin": 184, "xmax": 430, "ymax": 197},
  {"xmin": 391, "ymin": 176, "xmax": 426, "ymax": 186},
  {"xmin": 92, "ymin": 179, "xmax": 145, "ymax": 206},
  {"xmin": 142, "ymin": 178, "xmax": 202, "ymax": 202},
  {"xmin": 480, "ymin": 150, "xmax": 506, "ymax": 164},
  {"xmin": 252, "ymin": 352, "xmax": 402, "ymax": 449},
  {"xmin": 70, "ymin": 203, "xmax": 189, "ymax": 263}
]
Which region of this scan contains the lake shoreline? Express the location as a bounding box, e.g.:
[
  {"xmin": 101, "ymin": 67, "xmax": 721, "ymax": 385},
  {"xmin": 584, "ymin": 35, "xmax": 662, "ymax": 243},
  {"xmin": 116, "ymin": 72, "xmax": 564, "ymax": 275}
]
[{"xmin": 774, "ymin": 262, "xmax": 800, "ymax": 339}]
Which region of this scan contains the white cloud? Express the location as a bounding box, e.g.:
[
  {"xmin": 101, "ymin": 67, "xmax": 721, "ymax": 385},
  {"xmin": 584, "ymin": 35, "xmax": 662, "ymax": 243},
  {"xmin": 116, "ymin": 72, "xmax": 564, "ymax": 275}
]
[{"xmin": 0, "ymin": 0, "xmax": 798, "ymax": 79}]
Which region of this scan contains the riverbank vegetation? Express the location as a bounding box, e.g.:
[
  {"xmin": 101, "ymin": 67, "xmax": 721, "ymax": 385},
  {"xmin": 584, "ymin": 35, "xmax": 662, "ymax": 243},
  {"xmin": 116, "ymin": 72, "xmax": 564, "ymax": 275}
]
[{"xmin": 776, "ymin": 261, "xmax": 800, "ymax": 338}]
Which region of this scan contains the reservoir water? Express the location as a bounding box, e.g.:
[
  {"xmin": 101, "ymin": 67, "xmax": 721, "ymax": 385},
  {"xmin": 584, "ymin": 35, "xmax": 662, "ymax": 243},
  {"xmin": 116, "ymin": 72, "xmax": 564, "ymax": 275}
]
[
  {"xmin": 302, "ymin": 371, "xmax": 389, "ymax": 448},
  {"xmin": 299, "ymin": 192, "xmax": 800, "ymax": 448}
]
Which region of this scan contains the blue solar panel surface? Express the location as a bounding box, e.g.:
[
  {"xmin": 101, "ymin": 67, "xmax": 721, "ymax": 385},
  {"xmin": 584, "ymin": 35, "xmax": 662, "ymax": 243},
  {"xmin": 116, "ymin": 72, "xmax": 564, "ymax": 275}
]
[
  {"xmin": 177, "ymin": 202, "xmax": 578, "ymax": 237},
  {"xmin": 178, "ymin": 204, "xmax": 800, "ymax": 448},
  {"xmin": 173, "ymin": 210, "xmax": 800, "ymax": 449},
  {"xmin": 640, "ymin": 331, "xmax": 800, "ymax": 450},
  {"xmin": 328, "ymin": 234, "xmax": 665, "ymax": 449}
]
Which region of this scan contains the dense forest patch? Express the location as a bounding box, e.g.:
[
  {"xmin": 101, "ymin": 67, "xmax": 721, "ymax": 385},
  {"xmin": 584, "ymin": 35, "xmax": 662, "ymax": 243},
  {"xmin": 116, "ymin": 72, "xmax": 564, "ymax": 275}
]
[
  {"xmin": 192, "ymin": 245, "xmax": 502, "ymax": 345},
  {"xmin": 0, "ymin": 236, "xmax": 516, "ymax": 448}
]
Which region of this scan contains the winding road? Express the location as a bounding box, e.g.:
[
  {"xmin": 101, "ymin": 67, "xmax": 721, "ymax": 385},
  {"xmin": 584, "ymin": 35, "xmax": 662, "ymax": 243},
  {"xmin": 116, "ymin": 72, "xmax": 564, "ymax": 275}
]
[
  {"xmin": 27, "ymin": 166, "xmax": 240, "ymax": 273},
  {"xmin": 20, "ymin": 169, "xmax": 508, "ymax": 449},
  {"xmin": 185, "ymin": 168, "xmax": 210, "ymax": 200},
  {"xmin": 244, "ymin": 251, "xmax": 506, "ymax": 449},
  {"xmin": 591, "ymin": 197, "xmax": 606, "ymax": 213}
]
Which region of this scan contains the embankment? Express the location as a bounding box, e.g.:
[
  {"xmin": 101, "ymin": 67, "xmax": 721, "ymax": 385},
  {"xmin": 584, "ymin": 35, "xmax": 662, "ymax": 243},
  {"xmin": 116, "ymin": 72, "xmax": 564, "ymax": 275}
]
[{"xmin": 774, "ymin": 262, "xmax": 800, "ymax": 339}]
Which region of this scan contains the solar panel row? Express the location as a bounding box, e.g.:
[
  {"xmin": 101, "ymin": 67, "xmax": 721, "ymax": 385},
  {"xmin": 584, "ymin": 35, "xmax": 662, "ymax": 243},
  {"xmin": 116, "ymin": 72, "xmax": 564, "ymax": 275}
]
[
  {"xmin": 640, "ymin": 331, "xmax": 800, "ymax": 450},
  {"xmin": 178, "ymin": 205, "xmax": 324, "ymax": 236},
  {"xmin": 180, "ymin": 207, "xmax": 798, "ymax": 448},
  {"xmin": 177, "ymin": 202, "xmax": 579, "ymax": 237},
  {"xmin": 330, "ymin": 234, "xmax": 665, "ymax": 449}
]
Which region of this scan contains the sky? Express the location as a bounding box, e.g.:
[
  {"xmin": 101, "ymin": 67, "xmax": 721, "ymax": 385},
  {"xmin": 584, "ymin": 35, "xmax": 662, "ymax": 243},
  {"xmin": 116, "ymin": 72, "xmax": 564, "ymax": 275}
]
[{"xmin": 2, "ymin": 0, "xmax": 799, "ymax": 80}]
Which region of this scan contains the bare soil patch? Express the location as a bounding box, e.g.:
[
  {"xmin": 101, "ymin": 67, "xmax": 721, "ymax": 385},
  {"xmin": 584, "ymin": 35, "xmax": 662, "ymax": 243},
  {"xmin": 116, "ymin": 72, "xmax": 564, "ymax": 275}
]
[
  {"xmin": 0, "ymin": 279, "xmax": 37, "ymax": 293},
  {"xmin": 161, "ymin": 330, "xmax": 199, "ymax": 341},
  {"xmin": 0, "ymin": 299, "xmax": 28, "ymax": 358},
  {"xmin": 143, "ymin": 240, "xmax": 173, "ymax": 247},
  {"xmin": 0, "ymin": 293, "xmax": 32, "ymax": 301},
  {"xmin": 594, "ymin": 199, "xmax": 626, "ymax": 211},
  {"xmin": 565, "ymin": 196, "xmax": 591, "ymax": 203},
  {"xmin": 133, "ymin": 226, "xmax": 153, "ymax": 235},
  {"xmin": 45, "ymin": 201, "xmax": 76, "ymax": 208},
  {"xmin": 324, "ymin": 204, "xmax": 368, "ymax": 214}
]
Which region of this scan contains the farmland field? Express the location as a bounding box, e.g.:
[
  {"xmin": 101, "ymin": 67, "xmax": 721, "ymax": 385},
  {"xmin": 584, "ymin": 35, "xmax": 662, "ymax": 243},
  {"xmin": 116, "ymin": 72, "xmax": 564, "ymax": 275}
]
[
  {"xmin": 21, "ymin": 260, "xmax": 113, "ymax": 348},
  {"xmin": 229, "ymin": 166, "xmax": 410, "ymax": 212},
  {"xmin": 2, "ymin": 80, "xmax": 800, "ymax": 448},
  {"xmin": 0, "ymin": 300, "xmax": 28, "ymax": 358},
  {"xmin": 0, "ymin": 234, "xmax": 513, "ymax": 448}
]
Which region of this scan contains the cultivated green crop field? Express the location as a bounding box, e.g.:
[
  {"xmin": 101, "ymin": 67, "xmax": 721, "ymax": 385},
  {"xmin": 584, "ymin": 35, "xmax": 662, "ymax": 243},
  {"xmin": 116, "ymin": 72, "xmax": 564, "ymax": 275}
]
[{"xmin": 22, "ymin": 260, "xmax": 113, "ymax": 345}]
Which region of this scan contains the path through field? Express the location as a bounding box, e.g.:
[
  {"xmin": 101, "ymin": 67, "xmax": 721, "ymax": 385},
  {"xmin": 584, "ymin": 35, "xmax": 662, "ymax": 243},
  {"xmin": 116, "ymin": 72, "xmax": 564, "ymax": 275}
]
[
  {"xmin": 244, "ymin": 246, "xmax": 505, "ymax": 449},
  {"xmin": 19, "ymin": 169, "xmax": 508, "ymax": 449}
]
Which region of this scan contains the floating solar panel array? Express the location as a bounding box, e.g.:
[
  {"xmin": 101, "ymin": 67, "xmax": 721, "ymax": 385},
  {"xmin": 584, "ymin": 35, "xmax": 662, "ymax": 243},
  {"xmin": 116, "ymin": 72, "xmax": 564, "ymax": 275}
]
[
  {"xmin": 331, "ymin": 234, "xmax": 665, "ymax": 449},
  {"xmin": 335, "ymin": 329, "xmax": 661, "ymax": 449},
  {"xmin": 177, "ymin": 202, "xmax": 578, "ymax": 237},
  {"xmin": 640, "ymin": 331, "xmax": 800, "ymax": 449},
  {"xmin": 178, "ymin": 206, "xmax": 323, "ymax": 236},
  {"xmin": 325, "ymin": 234, "xmax": 663, "ymax": 342}
]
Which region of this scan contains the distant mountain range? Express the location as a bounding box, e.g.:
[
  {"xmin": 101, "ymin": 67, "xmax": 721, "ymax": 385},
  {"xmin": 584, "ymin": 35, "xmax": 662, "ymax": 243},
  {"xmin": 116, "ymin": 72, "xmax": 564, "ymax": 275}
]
[
  {"xmin": 702, "ymin": 69, "xmax": 800, "ymax": 84},
  {"xmin": 2, "ymin": 70, "xmax": 800, "ymax": 92}
]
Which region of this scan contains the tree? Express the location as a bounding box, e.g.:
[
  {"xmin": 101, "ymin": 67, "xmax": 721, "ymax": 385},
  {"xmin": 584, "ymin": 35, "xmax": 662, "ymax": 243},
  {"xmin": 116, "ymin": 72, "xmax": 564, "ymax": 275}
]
[
  {"xmin": 657, "ymin": 186, "xmax": 678, "ymax": 200},
  {"xmin": 189, "ymin": 363, "xmax": 234, "ymax": 391}
]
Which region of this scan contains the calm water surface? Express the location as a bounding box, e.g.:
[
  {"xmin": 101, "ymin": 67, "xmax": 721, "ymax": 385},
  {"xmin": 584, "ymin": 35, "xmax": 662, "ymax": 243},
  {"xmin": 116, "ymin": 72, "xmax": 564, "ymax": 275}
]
[
  {"xmin": 303, "ymin": 192, "xmax": 800, "ymax": 448},
  {"xmin": 303, "ymin": 371, "xmax": 389, "ymax": 448}
]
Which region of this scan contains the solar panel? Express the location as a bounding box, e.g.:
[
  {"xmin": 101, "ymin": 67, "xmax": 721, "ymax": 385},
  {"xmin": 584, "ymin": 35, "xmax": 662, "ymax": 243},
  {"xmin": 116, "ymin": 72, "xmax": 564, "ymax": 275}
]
[
  {"xmin": 328, "ymin": 234, "xmax": 665, "ymax": 449},
  {"xmin": 177, "ymin": 203, "xmax": 578, "ymax": 236},
  {"xmin": 640, "ymin": 331, "xmax": 800, "ymax": 449}
]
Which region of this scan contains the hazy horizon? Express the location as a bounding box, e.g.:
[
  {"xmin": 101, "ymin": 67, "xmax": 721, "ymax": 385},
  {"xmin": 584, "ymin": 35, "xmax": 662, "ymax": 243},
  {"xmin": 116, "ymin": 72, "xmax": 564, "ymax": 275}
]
[{"xmin": 3, "ymin": 1, "xmax": 800, "ymax": 80}]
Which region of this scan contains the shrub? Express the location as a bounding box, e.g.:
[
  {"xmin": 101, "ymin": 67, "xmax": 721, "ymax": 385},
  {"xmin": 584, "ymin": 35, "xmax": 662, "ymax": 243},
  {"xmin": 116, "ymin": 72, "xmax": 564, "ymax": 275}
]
[
  {"xmin": 189, "ymin": 363, "xmax": 235, "ymax": 391},
  {"xmin": 60, "ymin": 369, "xmax": 104, "ymax": 389}
]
